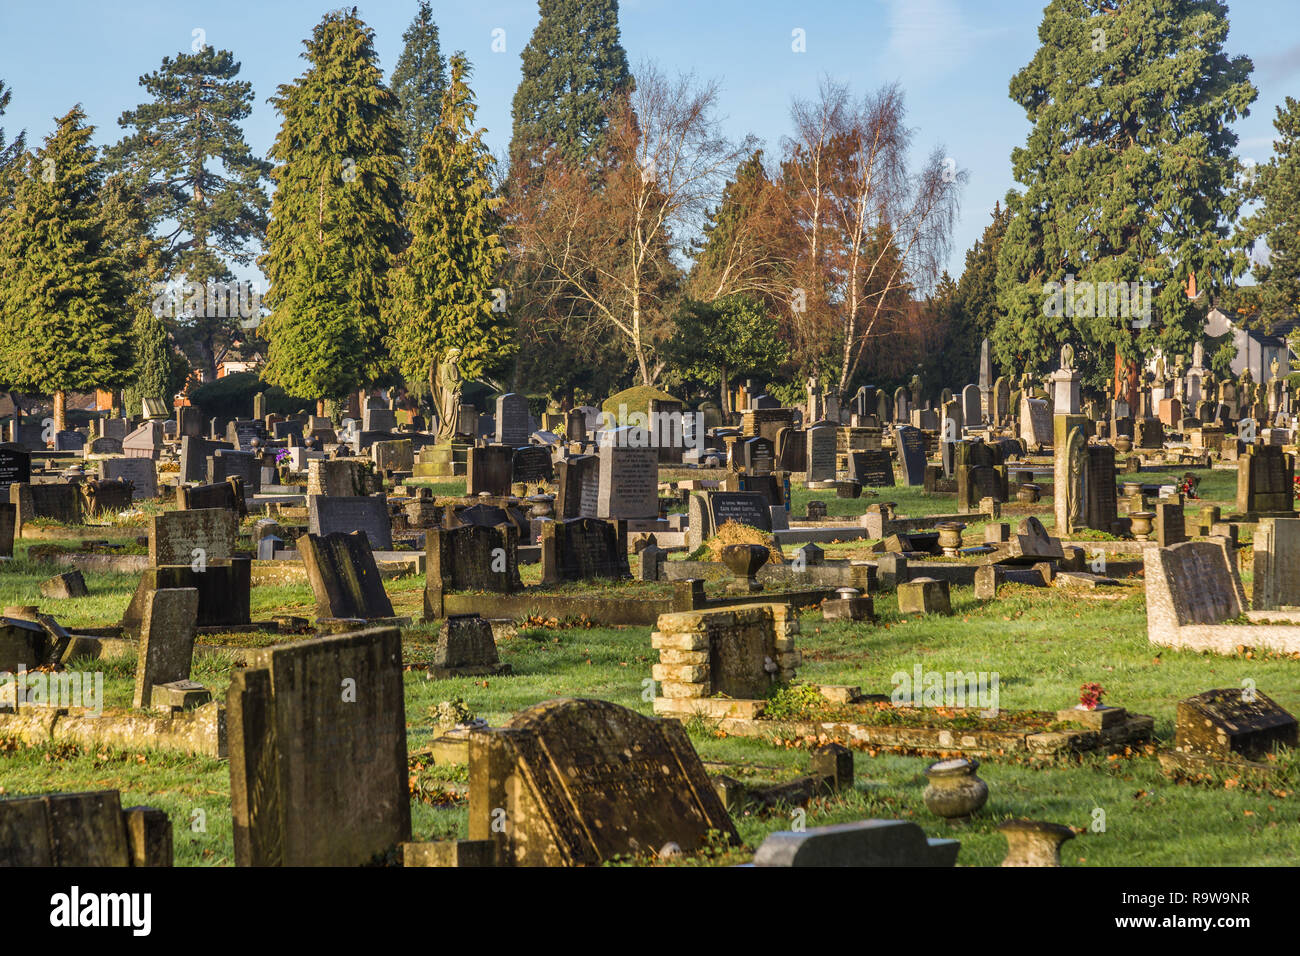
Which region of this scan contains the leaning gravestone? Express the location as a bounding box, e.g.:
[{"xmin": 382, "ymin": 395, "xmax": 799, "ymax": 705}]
[
  {"xmin": 149, "ymin": 509, "xmax": 238, "ymax": 566},
  {"xmin": 468, "ymin": 698, "xmax": 738, "ymax": 866},
  {"xmin": 132, "ymin": 588, "xmax": 200, "ymax": 708},
  {"xmin": 100, "ymin": 457, "xmax": 158, "ymax": 499},
  {"xmin": 298, "ymin": 531, "xmax": 395, "ymax": 621},
  {"xmin": 307, "ymin": 494, "xmax": 393, "ymax": 551},
  {"xmin": 227, "ymin": 627, "xmax": 410, "ymax": 866},
  {"xmin": 752, "ymin": 819, "xmax": 960, "ymax": 867}
]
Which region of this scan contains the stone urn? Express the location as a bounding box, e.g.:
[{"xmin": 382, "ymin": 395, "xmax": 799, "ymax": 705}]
[
  {"xmin": 1016, "ymin": 483, "xmax": 1040, "ymax": 503},
  {"xmin": 937, "ymin": 522, "xmax": 965, "ymax": 557},
  {"xmin": 720, "ymin": 544, "xmax": 770, "ymax": 592},
  {"xmin": 1129, "ymin": 511, "xmax": 1155, "ymax": 541},
  {"xmin": 922, "ymin": 758, "xmax": 989, "ymax": 823},
  {"xmin": 997, "ymin": 819, "xmax": 1075, "ymax": 867},
  {"xmin": 1121, "ymin": 481, "xmax": 1143, "ymax": 498},
  {"xmin": 1113, "ymin": 435, "xmax": 1133, "ymax": 454}
]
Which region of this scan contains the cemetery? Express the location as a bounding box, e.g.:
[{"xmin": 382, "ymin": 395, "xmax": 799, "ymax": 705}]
[{"xmin": 0, "ymin": 0, "xmax": 1297, "ymax": 886}]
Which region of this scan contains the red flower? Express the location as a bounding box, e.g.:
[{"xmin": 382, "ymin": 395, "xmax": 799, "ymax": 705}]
[{"xmin": 1079, "ymin": 682, "xmax": 1106, "ymax": 710}]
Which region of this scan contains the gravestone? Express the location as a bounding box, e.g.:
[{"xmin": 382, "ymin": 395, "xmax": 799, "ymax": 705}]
[
  {"xmin": 149, "ymin": 508, "xmax": 238, "ymax": 566},
  {"xmin": 1174, "ymin": 689, "xmax": 1297, "ymax": 762},
  {"xmin": 54, "ymin": 430, "xmax": 85, "ymax": 453},
  {"xmin": 1020, "ymin": 396, "xmax": 1052, "ymax": 448},
  {"xmin": 495, "ymin": 393, "xmax": 530, "ymax": 447},
  {"xmin": 805, "ymin": 424, "xmax": 837, "ymax": 483},
  {"xmin": 541, "ymin": 517, "xmax": 629, "ymax": 583},
  {"xmin": 850, "ymin": 450, "xmax": 894, "ymax": 487},
  {"xmin": 555, "ymin": 454, "xmax": 599, "ymax": 519},
  {"xmin": 434, "ymin": 615, "xmax": 504, "ymax": 673},
  {"xmin": 180, "ymin": 437, "xmax": 233, "ymax": 484},
  {"xmin": 467, "ymin": 444, "xmax": 513, "ymax": 497},
  {"xmin": 1237, "ymin": 444, "xmax": 1294, "ymax": 515},
  {"xmin": 962, "ymin": 384, "xmax": 982, "ymax": 428},
  {"xmin": 85, "ymin": 437, "xmax": 122, "ymax": 456},
  {"xmin": 596, "ymin": 443, "xmax": 658, "ymax": 519},
  {"xmin": 0, "ymin": 790, "xmax": 172, "ymax": 866},
  {"xmin": 11, "ymin": 482, "xmax": 82, "ymax": 528},
  {"xmin": 993, "ymin": 377, "xmax": 1010, "ymax": 424},
  {"xmin": 896, "ymin": 425, "xmax": 926, "ymax": 486},
  {"xmin": 132, "ymin": 588, "xmax": 200, "ymax": 708},
  {"xmin": 425, "ymin": 524, "xmax": 523, "ymax": 614},
  {"xmin": 81, "ymin": 478, "xmax": 134, "ymax": 516},
  {"xmin": 468, "ymin": 698, "xmax": 738, "ymax": 866},
  {"xmin": 227, "ymin": 627, "xmax": 410, "ymax": 866},
  {"xmin": 362, "ymin": 406, "xmax": 397, "ymax": 433},
  {"xmin": 1252, "ymin": 517, "xmax": 1300, "ymax": 610},
  {"xmin": 752, "ymin": 819, "xmax": 959, "ymax": 867},
  {"xmin": 371, "ymin": 439, "xmax": 413, "ymax": 474},
  {"xmin": 0, "ymin": 503, "xmax": 14, "ymax": 558},
  {"xmin": 708, "ymin": 491, "xmax": 772, "ymax": 532},
  {"xmin": 179, "ymin": 479, "xmax": 244, "ymax": 515},
  {"xmin": 100, "ymin": 457, "xmax": 158, "ymax": 499},
  {"xmin": 307, "ymin": 494, "xmax": 393, "ymax": 551},
  {"xmin": 1144, "ymin": 540, "xmax": 1246, "ymax": 634},
  {"xmin": 512, "ymin": 445, "xmax": 554, "ymax": 484},
  {"xmin": 0, "ymin": 445, "xmax": 31, "ymax": 494},
  {"xmin": 121, "ymin": 561, "xmax": 250, "ymax": 635},
  {"xmin": 298, "ymin": 532, "xmax": 396, "ymax": 620},
  {"xmin": 123, "ymin": 421, "xmax": 165, "ymax": 459},
  {"xmin": 1154, "ymin": 499, "xmax": 1187, "ymax": 548},
  {"xmin": 209, "ymin": 448, "xmax": 259, "ymax": 494},
  {"xmin": 740, "ymin": 436, "xmax": 775, "ymax": 475}
]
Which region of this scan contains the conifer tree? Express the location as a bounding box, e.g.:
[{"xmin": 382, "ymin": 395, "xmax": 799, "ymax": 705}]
[
  {"xmin": 508, "ymin": 0, "xmax": 632, "ymax": 191},
  {"xmin": 258, "ymin": 10, "xmax": 405, "ymax": 402},
  {"xmin": 392, "ymin": 1, "xmax": 447, "ymax": 176},
  {"xmin": 1240, "ymin": 96, "xmax": 1300, "ymax": 325},
  {"xmin": 0, "ymin": 107, "xmax": 132, "ymax": 431},
  {"xmin": 108, "ymin": 46, "xmax": 270, "ymax": 377},
  {"xmin": 994, "ymin": 0, "xmax": 1256, "ymax": 388},
  {"xmin": 0, "ymin": 79, "xmax": 25, "ymax": 173},
  {"xmin": 387, "ymin": 55, "xmax": 513, "ymax": 430}
]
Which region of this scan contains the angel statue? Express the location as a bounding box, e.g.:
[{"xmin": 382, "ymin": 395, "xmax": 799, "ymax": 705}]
[{"xmin": 436, "ymin": 347, "xmax": 463, "ymax": 444}]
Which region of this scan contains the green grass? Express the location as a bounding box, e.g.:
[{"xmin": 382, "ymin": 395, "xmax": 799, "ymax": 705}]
[{"xmin": 3, "ymin": 472, "xmax": 1296, "ymax": 867}]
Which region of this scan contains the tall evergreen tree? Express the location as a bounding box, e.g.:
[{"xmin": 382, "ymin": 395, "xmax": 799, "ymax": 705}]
[
  {"xmin": 507, "ymin": 0, "xmax": 632, "ymax": 192},
  {"xmin": 1240, "ymin": 96, "xmax": 1300, "ymax": 325},
  {"xmin": 259, "ymin": 9, "xmax": 405, "ymax": 403},
  {"xmin": 107, "ymin": 47, "xmax": 271, "ymax": 377},
  {"xmin": 994, "ymin": 0, "xmax": 1256, "ymax": 390},
  {"xmin": 386, "ymin": 55, "xmax": 513, "ymax": 434},
  {"xmin": 0, "ymin": 79, "xmax": 25, "ymax": 173},
  {"xmin": 391, "ymin": 1, "xmax": 447, "ymax": 176},
  {"xmin": 0, "ymin": 107, "xmax": 133, "ymax": 431}
]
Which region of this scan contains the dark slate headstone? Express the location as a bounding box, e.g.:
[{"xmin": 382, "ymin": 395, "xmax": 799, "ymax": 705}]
[
  {"xmin": 425, "ymin": 524, "xmax": 523, "ymax": 610},
  {"xmin": 850, "ymin": 449, "xmax": 894, "ymax": 487},
  {"xmin": 307, "ymin": 494, "xmax": 393, "ymax": 551},
  {"xmin": 0, "ymin": 445, "xmax": 31, "ymax": 492},
  {"xmin": 0, "ymin": 790, "xmax": 134, "ymax": 866},
  {"xmin": 271, "ymin": 419, "xmax": 303, "ymax": 442},
  {"xmin": 741, "ymin": 436, "xmax": 775, "ymax": 475},
  {"xmin": 541, "ymin": 517, "xmax": 629, "ymax": 583},
  {"xmin": 54, "ymin": 431, "xmax": 85, "ymax": 453},
  {"xmin": 180, "ymin": 436, "xmax": 233, "ymax": 484},
  {"xmin": 738, "ymin": 472, "xmax": 784, "ymax": 507},
  {"xmin": 120, "ymin": 561, "xmax": 251, "ymax": 635},
  {"xmin": 227, "ymin": 627, "xmax": 410, "ymax": 866},
  {"xmin": 896, "ymin": 425, "xmax": 926, "ymax": 486},
  {"xmin": 179, "ymin": 479, "xmax": 244, "ymax": 515},
  {"xmin": 226, "ymin": 419, "xmax": 267, "ymax": 452},
  {"xmin": 209, "ymin": 448, "xmax": 260, "ymax": 494},
  {"xmin": 495, "ymin": 393, "xmax": 530, "ymax": 447},
  {"xmin": 512, "ymin": 445, "xmax": 554, "ymax": 484},
  {"xmin": 708, "ymin": 491, "xmax": 772, "ymax": 532},
  {"xmin": 298, "ymin": 531, "xmax": 396, "ymax": 620},
  {"xmin": 467, "ymin": 444, "xmax": 513, "ymax": 497},
  {"xmin": 468, "ymin": 698, "xmax": 739, "ymax": 866}
]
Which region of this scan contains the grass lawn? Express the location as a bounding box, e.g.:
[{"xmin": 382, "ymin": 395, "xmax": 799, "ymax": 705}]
[{"xmin": 3, "ymin": 510, "xmax": 1296, "ymax": 866}]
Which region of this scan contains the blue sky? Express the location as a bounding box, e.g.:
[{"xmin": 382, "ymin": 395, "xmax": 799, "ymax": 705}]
[{"xmin": 2, "ymin": 0, "xmax": 1297, "ymax": 285}]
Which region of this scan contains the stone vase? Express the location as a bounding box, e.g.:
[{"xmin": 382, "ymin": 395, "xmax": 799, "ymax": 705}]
[
  {"xmin": 720, "ymin": 544, "xmax": 770, "ymax": 592},
  {"xmin": 922, "ymin": 758, "xmax": 989, "ymax": 823},
  {"xmin": 997, "ymin": 819, "xmax": 1075, "ymax": 867},
  {"xmin": 937, "ymin": 523, "xmax": 965, "ymax": 557},
  {"xmin": 1016, "ymin": 483, "xmax": 1040, "ymax": 503},
  {"xmin": 1129, "ymin": 511, "xmax": 1155, "ymax": 541},
  {"xmin": 1114, "ymin": 436, "xmax": 1133, "ymax": 454}
]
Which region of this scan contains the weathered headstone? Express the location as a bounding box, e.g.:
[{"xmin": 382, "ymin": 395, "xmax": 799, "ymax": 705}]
[
  {"xmin": 468, "ymin": 698, "xmax": 738, "ymax": 866},
  {"xmin": 100, "ymin": 457, "xmax": 158, "ymax": 499},
  {"xmin": 596, "ymin": 442, "xmax": 658, "ymax": 520},
  {"xmin": 467, "ymin": 444, "xmax": 513, "ymax": 497},
  {"xmin": 1253, "ymin": 517, "xmax": 1300, "ymax": 610},
  {"xmin": 227, "ymin": 627, "xmax": 410, "ymax": 866},
  {"xmin": 1174, "ymin": 689, "xmax": 1297, "ymax": 762},
  {"xmin": 149, "ymin": 509, "xmax": 238, "ymax": 566},
  {"xmin": 132, "ymin": 588, "xmax": 200, "ymax": 708},
  {"xmin": 541, "ymin": 517, "xmax": 629, "ymax": 583}
]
